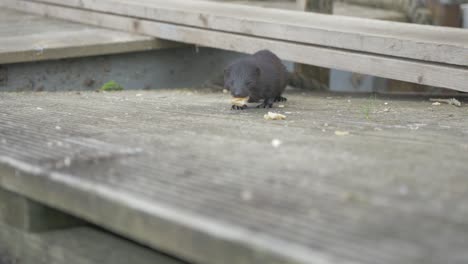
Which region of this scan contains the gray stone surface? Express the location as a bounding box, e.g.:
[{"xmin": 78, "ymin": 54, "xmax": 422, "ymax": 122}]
[{"xmin": 0, "ymin": 90, "xmax": 467, "ymax": 264}]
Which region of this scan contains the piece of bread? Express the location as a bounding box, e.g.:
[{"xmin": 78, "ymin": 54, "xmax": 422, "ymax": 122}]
[
  {"xmin": 231, "ymin": 97, "xmax": 249, "ymax": 106},
  {"xmin": 264, "ymin": 112, "xmax": 286, "ymax": 120}
]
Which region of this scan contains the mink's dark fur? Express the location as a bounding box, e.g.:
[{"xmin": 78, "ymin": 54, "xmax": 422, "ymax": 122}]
[{"xmin": 224, "ymin": 50, "xmax": 288, "ymax": 110}]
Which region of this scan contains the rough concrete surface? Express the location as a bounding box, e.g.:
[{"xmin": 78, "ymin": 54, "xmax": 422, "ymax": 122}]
[{"xmin": 0, "ymin": 89, "xmax": 467, "ymax": 264}]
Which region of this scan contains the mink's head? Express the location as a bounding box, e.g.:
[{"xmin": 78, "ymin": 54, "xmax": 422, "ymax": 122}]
[{"xmin": 224, "ymin": 60, "xmax": 260, "ymax": 98}]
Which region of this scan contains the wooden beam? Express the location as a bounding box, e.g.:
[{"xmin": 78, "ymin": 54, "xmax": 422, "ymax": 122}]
[
  {"xmin": 0, "ymin": 8, "xmax": 179, "ymax": 64},
  {"xmin": 295, "ymin": 0, "xmax": 334, "ymax": 90},
  {"xmin": 0, "ymin": 187, "xmax": 83, "ymax": 232},
  {"xmin": 0, "ymin": 223, "xmax": 184, "ymax": 264},
  {"xmin": 0, "ymin": 29, "xmax": 177, "ymax": 65},
  {"xmin": 4, "ymin": 0, "xmax": 468, "ymax": 92},
  {"xmin": 427, "ymin": 0, "xmax": 463, "ymax": 27},
  {"xmin": 25, "ymin": 0, "xmax": 468, "ymax": 67},
  {"xmin": 297, "ymin": 0, "xmax": 334, "ymax": 13}
]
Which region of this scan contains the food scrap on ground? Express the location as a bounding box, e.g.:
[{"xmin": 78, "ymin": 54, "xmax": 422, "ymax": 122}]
[
  {"xmin": 335, "ymin": 131, "xmax": 350, "ymax": 136},
  {"xmin": 231, "ymin": 97, "xmax": 249, "ymax": 107},
  {"xmin": 264, "ymin": 112, "xmax": 286, "ymax": 120},
  {"xmin": 429, "ymin": 98, "xmax": 461, "ymax": 107}
]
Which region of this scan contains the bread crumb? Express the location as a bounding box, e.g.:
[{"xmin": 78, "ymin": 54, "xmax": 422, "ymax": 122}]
[
  {"xmin": 231, "ymin": 97, "xmax": 249, "ymax": 106},
  {"xmin": 335, "ymin": 131, "xmax": 350, "ymax": 136},
  {"xmin": 264, "ymin": 112, "xmax": 286, "ymax": 120},
  {"xmin": 429, "ymin": 98, "xmax": 461, "ymax": 107}
]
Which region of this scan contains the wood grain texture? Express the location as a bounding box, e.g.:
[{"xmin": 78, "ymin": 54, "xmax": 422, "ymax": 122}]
[
  {"xmin": 295, "ymin": 0, "xmax": 333, "ymax": 89},
  {"xmin": 297, "ymin": 0, "xmax": 334, "ymax": 13},
  {"xmin": 0, "ymin": 9, "xmax": 178, "ymax": 64},
  {"xmin": 4, "ymin": 0, "xmax": 468, "ymax": 92},
  {"xmin": 0, "ymin": 223, "xmax": 184, "ymax": 264},
  {"xmin": 24, "ymin": 0, "xmax": 468, "ymax": 67},
  {"xmin": 0, "ymin": 187, "xmax": 83, "ymax": 232},
  {"xmin": 0, "ymin": 90, "xmax": 467, "ymax": 264}
]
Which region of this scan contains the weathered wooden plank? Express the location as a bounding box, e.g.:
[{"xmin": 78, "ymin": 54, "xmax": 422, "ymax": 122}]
[
  {"xmin": 294, "ymin": 0, "xmax": 333, "ymax": 90},
  {"xmin": 0, "ymin": 30, "xmax": 177, "ymax": 65},
  {"xmin": 0, "ymin": 223, "xmax": 185, "ymax": 264},
  {"xmin": 26, "ymin": 0, "xmax": 468, "ymax": 67},
  {"xmin": 5, "ymin": 0, "xmax": 468, "ymax": 92},
  {"xmin": 0, "ymin": 8, "xmax": 179, "ymax": 64},
  {"xmin": 0, "ymin": 90, "xmax": 467, "ymax": 264},
  {"xmin": 297, "ymin": 0, "xmax": 334, "ymax": 13},
  {"xmin": 0, "ymin": 187, "xmax": 83, "ymax": 232},
  {"xmin": 0, "ymin": 132, "xmax": 314, "ymax": 264}
]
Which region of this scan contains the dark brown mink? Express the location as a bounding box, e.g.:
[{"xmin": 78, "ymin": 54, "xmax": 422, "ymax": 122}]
[{"xmin": 224, "ymin": 50, "xmax": 288, "ymax": 110}]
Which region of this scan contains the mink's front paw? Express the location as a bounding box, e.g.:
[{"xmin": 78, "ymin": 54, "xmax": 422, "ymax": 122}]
[
  {"xmin": 231, "ymin": 105, "xmax": 247, "ymax": 110},
  {"xmin": 256, "ymin": 102, "xmax": 273, "ymax": 108},
  {"xmin": 274, "ymin": 96, "xmax": 287, "ymax": 102}
]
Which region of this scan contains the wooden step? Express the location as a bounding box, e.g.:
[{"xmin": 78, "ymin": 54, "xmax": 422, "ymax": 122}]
[
  {"xmin": 0, "ymin": 221, "xmax": 184, "ymax": 264},
  {"xmin": 0, "ymin": 90, "xmax": 467, "ymax": 264},
  {"xmin": 0, "ymin": 8, "xmax": 178, "ymax": 64},
  {"xmin": 0, "ymin": 188, "xmax": 83, "ymax": 232}
]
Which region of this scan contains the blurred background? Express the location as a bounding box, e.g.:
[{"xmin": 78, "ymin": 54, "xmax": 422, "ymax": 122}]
[
  {"xmin": 0, "ymin": 1, "xmax": 467, "ymax": 264},
  {"xmin": 208, "ymin": 0, "xmax": 468, "ymax": 95}
]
